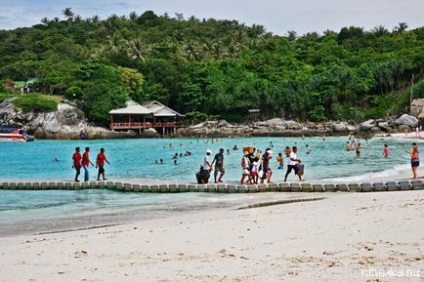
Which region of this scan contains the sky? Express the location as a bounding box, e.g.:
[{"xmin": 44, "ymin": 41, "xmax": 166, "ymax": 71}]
[{"xmin": 0, "ymin": 0, "xmax": 423, "ymax": 35}]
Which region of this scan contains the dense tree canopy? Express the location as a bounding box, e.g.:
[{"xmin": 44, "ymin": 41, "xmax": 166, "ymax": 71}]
[{"xmin": 1, "ymin": 10, "xmax": 424, "ymax": 123}]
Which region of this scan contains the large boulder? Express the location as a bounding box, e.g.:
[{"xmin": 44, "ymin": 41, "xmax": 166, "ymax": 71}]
[
  {"xmin": 360, "ymin": 119, "xmax": 376, "ymax": 131},
  {"xmin": 332, "ymin": 122, "xmax": 349, "ymax": 132},
  {"xmin": 394, "ymin": 114, "xmax": 418, "ymax": 127},
  {"xmin": 266, "ymin": 118, "xmax": 285, "ymax": 127}
]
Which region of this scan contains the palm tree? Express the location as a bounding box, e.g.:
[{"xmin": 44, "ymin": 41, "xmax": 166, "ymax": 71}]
[
  {"xmin": 183, "ymin": 42, "xmax": 198, "ymax": 61},
  {"xmin": 129, "ymin": 11, "xmax": 137, "ymax": 21},
  {"xmin": 233, "ymin": 30, "xmax": 247, "ymax": 46},
  {"xmin": 286, "ymin": 30, "xmax": 298, "ymax": 42},
  {"xmin": 106, "ymin": 32, "xmax": 125, "ymax": 53},
  {"xmin": 74, "ymin": 15, "xmax": 82, "ymax": 22},
  {"xmin": 372, "ymin": 25, "xmax": 390, "ymax": 37},
  {"xmin": 393, "ymin": 22, "xmax": 408, "ymax": 33},
  {"xmin": 211, "ymin": 42, "xmax": 226, "ymax": 60},
  {"xmin": 323, "ymin": 29, "xmax": 336, "ymax": 36},
  {"xmin": 91, "ymin": 15, "xmax": 100, "ymax": 25},
  {"xmin": 125, "ymin": 39, "xmax": 147, "ymax": 62},
  {"xmin": 62, "ymin": 7, "xmax": 74, "ymax": 22},
  {"xmin": 40, "ymin": 17, "xmax": 49, "ymax": 26}
]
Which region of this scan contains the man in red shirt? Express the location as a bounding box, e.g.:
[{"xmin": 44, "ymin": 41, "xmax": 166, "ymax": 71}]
[
  {"xmin": 72, "ymin": 147, "xmax": 82, "ymax": 182},
  {"xmin": 96, "ymin": 148, "xmax": 110, "ymax": 181},
  {"xmin": 82, "ymin": 147, "xmax": 94, "ymax": 182}
]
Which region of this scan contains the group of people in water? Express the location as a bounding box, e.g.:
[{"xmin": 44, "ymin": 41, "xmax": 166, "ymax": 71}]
[
  {"xmin": 68, "ymin": 136, "xmax": 421, "ymax": 183},
  {"xmin": 196, "ymin": 137, "xmax": 421, "ymax": 184},
  {"xmin": 72, "ymin": 147, "xmax": 110, "ymax": 182},
  {"xmin": 196, "ymin": 145, "xmax": 306, "ymax": 185}
]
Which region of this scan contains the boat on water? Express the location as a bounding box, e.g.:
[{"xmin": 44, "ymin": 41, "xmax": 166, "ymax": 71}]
[{"xmin": 0, "ymin": 127, "xmax": 35, "ymax": 142}]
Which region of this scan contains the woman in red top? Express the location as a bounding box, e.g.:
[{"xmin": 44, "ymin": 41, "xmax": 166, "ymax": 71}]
[
  {"xmin": 82, "ymin": 147, "xmax": 94, "ymax": 182},
  {"xmin": 72, "ymin": 147, "xmax": 82, "ymax": 182},
  {"xmin": 96, "ymin": 148, "xmax": 110, "ymax": 181}
]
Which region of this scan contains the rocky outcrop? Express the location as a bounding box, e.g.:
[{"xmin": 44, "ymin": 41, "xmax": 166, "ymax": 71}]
[
  {"xmin": 177, "ymin": 114, "xmax": 420, "ymax": 137},
  {"xmin": 0, "ymin": 99, "xmax": 159, "ymax": 139},
  {"xmin": 1, "ymin": 98, "xmax": 420, "ymax": 139}
]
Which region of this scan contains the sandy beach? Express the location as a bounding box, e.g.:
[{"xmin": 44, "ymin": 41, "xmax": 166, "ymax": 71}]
[{"xmin": 0, "ymin": 190, "xmax": 423, "ymax": 282}]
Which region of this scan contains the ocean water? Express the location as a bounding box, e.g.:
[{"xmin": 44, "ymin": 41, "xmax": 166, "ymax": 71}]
[{"xmin": 0, "ymin": 136, "xmax": 421, "ymax": 235}]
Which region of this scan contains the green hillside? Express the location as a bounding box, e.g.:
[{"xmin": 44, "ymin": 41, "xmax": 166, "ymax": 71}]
[{"xmin": 1, "ymin": 9, "xmax": 424, "ymax": 124}]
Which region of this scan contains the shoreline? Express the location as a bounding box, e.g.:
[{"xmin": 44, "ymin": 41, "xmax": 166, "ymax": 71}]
[{"xmin": 0, "ymin": 190, "xmax": 422, "ymax": 281}]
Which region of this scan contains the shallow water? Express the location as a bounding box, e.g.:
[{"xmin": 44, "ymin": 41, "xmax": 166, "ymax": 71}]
[
  {"xmin": 0, "ymin": 136, "xmax": 421, "ymax": 235},
  {"xmin": 0, "ymin": 136, "xmax": 416, "ymax": 181}
]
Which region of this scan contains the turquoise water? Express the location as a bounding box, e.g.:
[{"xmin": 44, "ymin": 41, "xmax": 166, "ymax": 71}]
[
  {"xmin": 0, "ymin": 136, "xmax": 420, "ymax": 235},
  {"xmin": 0, "ymin": 136, "xmax": 417, "ymax": 181}
]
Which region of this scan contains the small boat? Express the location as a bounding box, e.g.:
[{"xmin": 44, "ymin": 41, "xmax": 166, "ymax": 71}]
[{"xmin": 0, "ymin": 127, "xmax": 35, "ymax": 142}]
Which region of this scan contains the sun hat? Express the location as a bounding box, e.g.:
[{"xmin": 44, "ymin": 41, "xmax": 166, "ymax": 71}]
[
  {"xmin": 206, "ymin": 149, "xmax": 212, "ymax": 154},
  {"xmin": 267, "ymin": 150, "xmax": 273, "ymax": 154}
]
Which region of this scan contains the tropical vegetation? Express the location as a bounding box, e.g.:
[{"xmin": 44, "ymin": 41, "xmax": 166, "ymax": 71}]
[{"xmin": 1, "ymin": 9, "xmax": 424, "ymax": 124}]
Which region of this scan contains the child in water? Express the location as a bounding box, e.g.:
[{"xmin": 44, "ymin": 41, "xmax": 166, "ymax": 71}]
[
  {"xmin": 356, "ymin": 143, "xmax": 361, "ymax": 157},
  {"xmin": 383, "ymin": 144, "xmax": 389, "ymax": 158},
  {"xmin": 277, "ymin": 153, "xmax": 284, "ymax": 169}
]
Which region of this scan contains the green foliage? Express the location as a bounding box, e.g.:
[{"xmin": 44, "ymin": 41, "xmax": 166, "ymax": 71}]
[
  {"xmin": 0, "ymin": 93, "xmax": 14, "ymax": 103},
  {"xmin": 13, "ymin": 94, "xmax": 58, "ymax": 113},
  {"xmin": 184, "ymin": 111, "xmax": 220, "ymax": 123},
  {"xmin": 119, "ymin": 67, "xmax": 145, "ymax": 102},
  {"xmin": 0, "ymin": 12, "xmax": 423, "ymax": 124},
  {"xmin": 74, "ymin": 62, "xmax": 130, "ymax": 124},
  {"xmin": 65, "ymin": 85, "xmax": 83, "ymax": 99},
  {"xmin": 308, "ymin": 106, "xmax": 327, "ymax": 121},
  {"xmin": 412, "ymin": 79, "xmax": 424, "ymax": 98}
]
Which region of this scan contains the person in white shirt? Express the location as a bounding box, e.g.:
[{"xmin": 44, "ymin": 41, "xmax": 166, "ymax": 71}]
[
  {"xmin": 201, "ymin": 149, "xmax": 212, "ymax": 183},
  {"xmin": 240, "ymin": 151, "xmax": 252, "ymax": 184},
  {"xmin": 284, "ymin": 146, "xmax": 302, "ymax": 182}
]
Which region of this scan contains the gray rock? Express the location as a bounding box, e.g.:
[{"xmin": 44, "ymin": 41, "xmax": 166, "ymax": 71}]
[
  {"xmin": 266, "ymin": 118, "xmax": 285, "ymax": 126},
  {"xmin": 332, "ymin": 122, "xmax": 348, "ymax": 132},
  {"xmin": 377, "ymin": 121, "xmax": 389, "ymax": 129},
  {"xmin": 360, "ymin": 119, "xmax": 375, "ymax": 130},
  {"xmin": 395, "ymin": 114, "xmax": 418, "ymax": 127}
]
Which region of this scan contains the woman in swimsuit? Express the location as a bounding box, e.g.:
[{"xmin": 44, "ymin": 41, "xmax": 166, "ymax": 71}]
[{"xmin": 406, "ymin": 143, "xmax": 419, "ymax": 179}]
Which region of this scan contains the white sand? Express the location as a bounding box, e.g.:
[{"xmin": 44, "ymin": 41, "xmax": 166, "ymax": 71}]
[{"xmin": 0, "ymin": 190, "xmax": 423, "ymax": 282}]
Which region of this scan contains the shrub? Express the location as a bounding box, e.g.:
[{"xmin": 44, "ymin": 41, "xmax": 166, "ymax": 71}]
[
  {"xmin": 0, "ymin": 93, "xmax": 13, "ymax": 103},
  {"xmin": 13, "ymin": 94, "xmax": 58, "ymax": 113}
]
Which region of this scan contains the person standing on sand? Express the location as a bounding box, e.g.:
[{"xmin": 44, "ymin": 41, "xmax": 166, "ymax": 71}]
[
  {"xmin": 406, "ymin": 143, "xmax": 419, "ymax": 179},
  {"xmin": 96, "ymin": 148, "xmax": 110, "ymax": 181},
  {"xmin": 72, "ymin": 147, "xmax": 82, "ymax": 182},
  {"xmin": 211, "ymin": 148, "xmax": 225, "ymax": 183},
  {"xmin": 82, "ymin": 147, "xmax": 94, "ymax": 182}
]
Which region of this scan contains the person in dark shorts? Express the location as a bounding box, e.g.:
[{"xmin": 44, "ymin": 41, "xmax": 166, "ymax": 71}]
[
  {"xmin": 72, "ymin": 147, "xmax": 82, "ymax": 182},
  {"xmin": 260, "ymin": 148, "xmax": 273, "ymax": 184},
  {"xmin": 284, "ymin": 146, "xmax": 302, "ymax": 182},
  {"xmin": 211, "ymin": 148, "xmax": 225, "ymax": 183},
  {"xmin": 96, "ymin": 148, "xmax": 110, "ymax": 181},
  {"xmin": 406, "ymin": 142, "xmax": 419, "ymax": 179}
]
